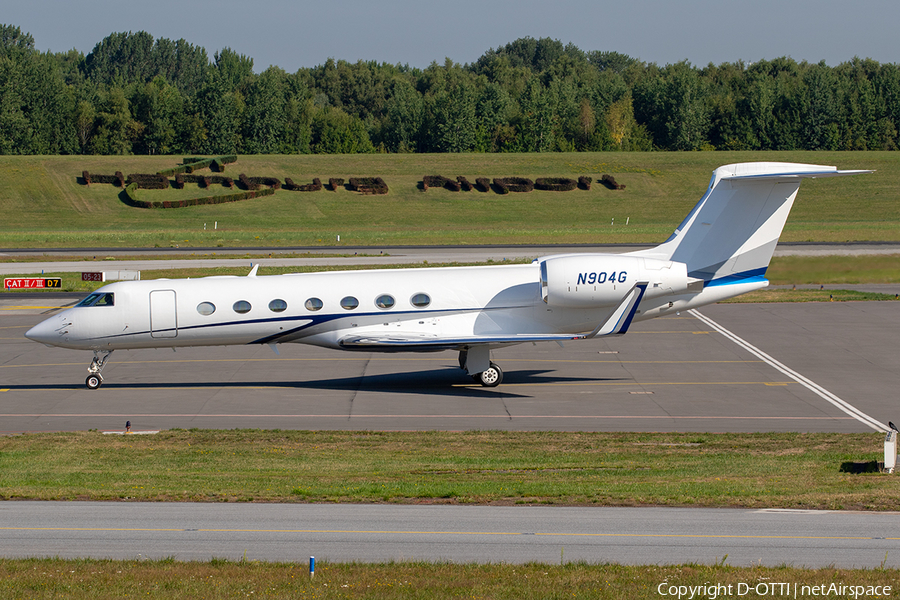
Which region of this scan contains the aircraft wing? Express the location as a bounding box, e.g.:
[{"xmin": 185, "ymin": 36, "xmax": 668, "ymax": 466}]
[
  {"xmin": 339, "ymin": 282, "xmax": 648, "ymax": 350},
  {"xmin": 338, "ymin": 332, "xmax": 585, "ymax": 351}
]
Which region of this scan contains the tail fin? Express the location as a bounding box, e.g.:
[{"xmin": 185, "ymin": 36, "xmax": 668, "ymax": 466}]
[{"xmin": 634, "ymin": 162, "xmax": 872, "ymax": 285}]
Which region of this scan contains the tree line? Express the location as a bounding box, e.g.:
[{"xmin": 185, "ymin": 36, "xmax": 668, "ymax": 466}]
[{"xmin": 2, "ymin": 25, "xmax": 899, "ymax": 155}]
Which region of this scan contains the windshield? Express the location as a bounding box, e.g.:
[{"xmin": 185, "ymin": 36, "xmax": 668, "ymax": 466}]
[{"xmin": 76, "ymin": 292, "xmax": 114, "ymax": 307}]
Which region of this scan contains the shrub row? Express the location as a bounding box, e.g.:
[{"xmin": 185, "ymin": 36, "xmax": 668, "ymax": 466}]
[
  {"xmin": 284, "ymin": 177, "xmax": 323, "ymax": 192},
  {"xmin": 213, "ymin": 155, "xmax": 237, "ymax": 171},
  {"xmin": 494, "ymin": 177, "xmax": 534, "ymax": 193},
  {"xmin": 601, "ymin": 174, "xmax": 625, "ymax": 190},
  {"xmin": 348, "ymin": 177, "xmax": 388, "ymax": 195},
  {"xmin": 126, "ymin": 173, "xmax": 169, "ymax": 190},
  {"xmin": 329, "ymin": 178, "xmax": 344, "ymax": 191},
  {"xmin": 535, "ymin": 177, "xmax": 577, "ymax": 192},
  {"xmin": 422, "ymin": 176, "xmax": 592, "ymax": 194},
  {"xmin": 423, "ymin": 175, "xmax": 452, "ymax": 190},
  {"xmin": 172, "ymin": 174, "xmax": 236, "ymax": 189},
  {"xmin": 247, "ymin": 176, "xmax": 281, "ymax": 190},
  {"xmin": 158, "ymin": 155, "xmax": 238, "ymax": 177},
  {"xmin": 130, "ymin": 187, "xmax": 275, "ymax": 209},
  {"xmin": 238, "ymin": 173, "xmax": 258, "ymax": 190},
  {"xmin": 125, "ymin": 182, "xmax": 139, "ymax": 204},
  {"xmin": 423, "ymin": 175, "xmax": 481, "ymax": 192},
  {"xmin": 82, "ymin": 171, "xmax": 125, "ymax": 186}
]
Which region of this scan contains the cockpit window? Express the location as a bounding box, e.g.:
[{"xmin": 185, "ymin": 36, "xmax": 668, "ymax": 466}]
[{"xmin": 76, "ymin": 292, "xmax": 114, "ymax": 307}]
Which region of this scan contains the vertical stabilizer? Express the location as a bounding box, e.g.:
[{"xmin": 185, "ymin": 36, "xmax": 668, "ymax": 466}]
[{"xmin": 632, "ymin": 163, "xmax": 871, "ymax": 285}]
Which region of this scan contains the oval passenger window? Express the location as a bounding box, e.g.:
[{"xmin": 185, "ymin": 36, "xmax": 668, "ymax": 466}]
[
  {"xmin": 375, "ymin": 294, "xmax": 395, "ymax": 309},
  {"xmin": 410, "ymin": 293, "xmax": 431, "ymax": 308}
]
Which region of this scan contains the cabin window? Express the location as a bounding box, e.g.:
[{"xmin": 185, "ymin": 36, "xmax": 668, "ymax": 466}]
[
  {"xmin": 340, "ymin": 296, "xmax": 359, "ymax": 310},
  {"xmin": 76, "ymin": 292, "xmax": 114, "ymax": 307},
  {"xmin": 375, "ymin": 294, "xmax": 395, "ymax": 309},
  {"xmin": 305, "ymin": 297, "xmax": 323, "ymax": 311},
  {"xmin": 268, "ymin": 299, "xmax": 287, "ymax": 313},
  {"xmin": 410, "ymin": 293, "xmax": 431, "ymax": 308},
  {"xmin": 233, "ymin": 300, "xmax": 252, "ymax": 314},
  {"xmin": 197, "ymin": 302, "xmax": 216, "ymax": 316}
]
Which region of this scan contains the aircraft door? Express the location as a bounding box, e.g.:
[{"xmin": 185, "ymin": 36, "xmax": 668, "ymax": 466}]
[{"xmin": 149, "ymin": 290, "xmax": 178, "ymax": 338}]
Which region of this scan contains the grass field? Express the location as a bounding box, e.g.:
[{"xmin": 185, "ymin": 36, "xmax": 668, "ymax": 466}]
[
  {"xmin": 0, "ymin": 151, "xmax": 896, "ymax": 247},
  {"xmin": 1, "ymin": 559, "xmax": 897, "ymax": 599},
  {"xmin": 1, "ymin": 431, "xmax": 895, "ymax": 510}
]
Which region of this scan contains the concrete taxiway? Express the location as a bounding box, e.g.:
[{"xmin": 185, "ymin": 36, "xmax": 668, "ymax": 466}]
[
  {"xmin": 2, "ymin": 296, "xmax": 897, "ymax": 434},
  {"xmin": 2, "ymin": 502, "xmax": 899, "ymax": 567}
]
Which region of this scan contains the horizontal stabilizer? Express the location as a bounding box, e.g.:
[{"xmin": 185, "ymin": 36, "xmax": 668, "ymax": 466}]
[{"xmin": 722, "ymin": 168, "xmax": 873, "ymax": 182}]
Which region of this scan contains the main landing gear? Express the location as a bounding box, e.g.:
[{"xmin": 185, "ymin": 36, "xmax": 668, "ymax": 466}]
[
  {"xmin": 459, "ymin": 348, "xmax": 503, "ymax": 387},
  {"xmin": 86, "ymin": 350, "xmax": 113, "ymax": 390}
]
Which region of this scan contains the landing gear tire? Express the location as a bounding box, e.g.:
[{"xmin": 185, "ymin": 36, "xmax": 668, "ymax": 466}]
[
  {"xmin": 85, "ymin": 374, "xmax": 102, "ymax": 390},
  {"xmin": 478, "ymin": 363, "xmax": 503, "ymax": 387}
]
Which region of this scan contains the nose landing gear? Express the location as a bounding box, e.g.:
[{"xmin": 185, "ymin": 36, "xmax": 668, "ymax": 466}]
[{"xmin": 86, "ymin": 350, "xmax": 114, "ymax": 389}]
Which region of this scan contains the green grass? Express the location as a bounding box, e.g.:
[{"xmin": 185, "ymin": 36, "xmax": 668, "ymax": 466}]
[
  {"xmin": 1, "ymin": 431, "xmax": 896, "ymax": 510},
  {"xmin": 1, "ymin": 559, "xmax": 897, "ymax": 599},
  {"xmin": 0, "ymin": 151, "xmax": 895, "ymax": 248},
  {"xmin": 765, "ymin": 254, "xmax": 900, "ymax": 284}
]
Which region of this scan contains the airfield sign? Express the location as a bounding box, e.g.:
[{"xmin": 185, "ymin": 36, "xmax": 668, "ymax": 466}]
[{"xmin": 4, "ymin": 278, "xmax": 62, "ymax": 289}]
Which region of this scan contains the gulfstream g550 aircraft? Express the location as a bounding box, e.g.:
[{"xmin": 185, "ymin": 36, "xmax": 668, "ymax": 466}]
[{"xmin": 26, "ymin": 162, "xmax": 870, "ymax": 389}]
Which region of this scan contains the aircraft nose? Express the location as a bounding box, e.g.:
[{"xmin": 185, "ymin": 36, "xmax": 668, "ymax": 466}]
[{"xmin": 25, "ymin": 314, "xmax": 70, "ymax": 346}]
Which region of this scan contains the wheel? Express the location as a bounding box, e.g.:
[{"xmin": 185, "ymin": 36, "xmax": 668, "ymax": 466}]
[
  {"xmin": 85, "ymin": 374, "xmax": 102, "ymax": 390},
  {"xmin": 478, "ymin": 363, "xmax": 503, "ymax": 387}
]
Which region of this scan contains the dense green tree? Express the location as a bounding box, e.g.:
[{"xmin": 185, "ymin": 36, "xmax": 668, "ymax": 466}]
[
  {"xmin": 310, "ymin": 106, "xmax": 374, "ymax": 154},
  {"xmin": 88, "ymin": 86, "xmax": 140, "ymax": 155},
  {"xmin": 383, "ymin": 78, "xmax": 424, "ymax": 152},
  {"xmin": 801, "ymin": 62, "xmax": 840, "ymax": 150},
  {"xmin": 426, "ymin": 74, "xmax": 477, "ymax": 153},
  {"xmin": 2, "ymin": 26, "xmax": 900, "ymax": 155},
  {"xmin": 84, "ymin": 31, "xmax": 208, "ymax": 94},
  {"xmin": 241, "ymin": 67, "xmax": 291, "ymax": 154},
  {"xmin": 213, "ymin": 48, "xmax": 253, "ymax": 89},
  {"xmin": 518, "ymin": 77, "xmax": 556, "ymax": 152},
  {"xmin": 0, "ymin": 24, "xmax": 34, "ymax": 59},
  {"xmin": 194, "ymin": 75, "xmax": 242, "ymax": 155},
  {"xmin": 634, "ymin": 61, "xmax": 711, "ymax": 150}
]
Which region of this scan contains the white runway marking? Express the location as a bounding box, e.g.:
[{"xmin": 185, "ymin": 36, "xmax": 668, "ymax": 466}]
[{"xmin": 690, "ymin": 309, "xmax": 888, "ymax": 432}]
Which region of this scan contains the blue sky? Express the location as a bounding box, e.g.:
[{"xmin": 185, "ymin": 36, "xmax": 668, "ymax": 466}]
[{"xmin": 5, "ymin": 0, "xmax": 898, "ymax": 71}]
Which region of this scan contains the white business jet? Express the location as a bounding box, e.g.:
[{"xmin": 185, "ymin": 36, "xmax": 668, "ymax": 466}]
[{"xmin": 26, "ymin": 162, "xmax": 870, "ymax": 389}]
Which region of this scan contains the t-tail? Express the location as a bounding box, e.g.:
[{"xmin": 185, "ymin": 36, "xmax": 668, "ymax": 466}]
[{"xmin": 632, "ymin": 162, "xmax": 871, "ymax": 294}]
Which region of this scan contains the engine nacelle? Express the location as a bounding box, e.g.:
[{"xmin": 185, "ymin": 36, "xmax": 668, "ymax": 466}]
[{"xmin": 539, "ymin": 254, "xmax": 698, "ymax": 308}]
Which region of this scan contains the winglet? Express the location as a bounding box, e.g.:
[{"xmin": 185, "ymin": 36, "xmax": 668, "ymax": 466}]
[
  {"xmin": 585, "ymin": 282, "xmax": 648, "ymax": 338},
  {"xmin": 248, "ymin": 264, "xmax": 259, "ymax": 277}
]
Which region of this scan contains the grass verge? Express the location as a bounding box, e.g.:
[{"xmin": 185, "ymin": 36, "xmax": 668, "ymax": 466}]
[
  {"xmin": 1, "ymin": 559, "xmax": 898, "ymax": 599},
  {"xmin": 0, "ymin": 151, "xmax": 896, "ymax": 247},
  {"xmin": 1, "ymin": 431, "xmax": 895, "ymax": 510}
]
